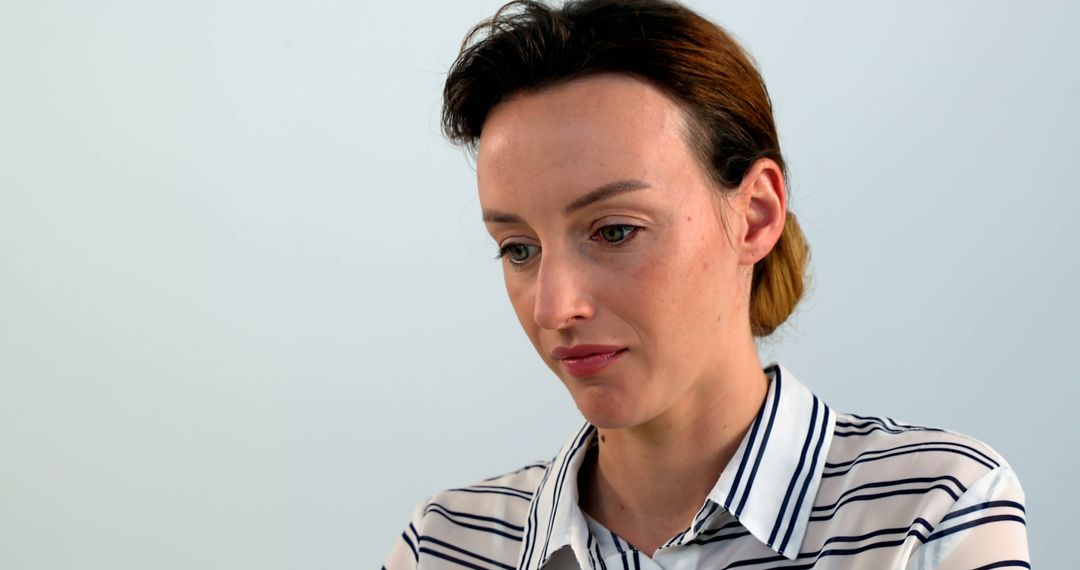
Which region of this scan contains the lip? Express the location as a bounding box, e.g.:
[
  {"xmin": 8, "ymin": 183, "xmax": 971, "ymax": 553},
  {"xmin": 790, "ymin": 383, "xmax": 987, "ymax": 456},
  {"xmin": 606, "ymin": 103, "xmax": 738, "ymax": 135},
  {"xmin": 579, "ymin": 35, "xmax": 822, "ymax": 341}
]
[{"xmin": 552, "ymin": 344, "xmax": 627, "ymax": 378}]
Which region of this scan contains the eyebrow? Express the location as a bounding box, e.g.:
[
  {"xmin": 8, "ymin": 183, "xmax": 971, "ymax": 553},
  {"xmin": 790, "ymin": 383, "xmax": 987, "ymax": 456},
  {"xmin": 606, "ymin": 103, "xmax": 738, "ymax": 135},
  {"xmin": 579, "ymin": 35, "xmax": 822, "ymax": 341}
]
[{"xmin": 481, "ymin": 179, "xmax": 651, "ymax": 223}]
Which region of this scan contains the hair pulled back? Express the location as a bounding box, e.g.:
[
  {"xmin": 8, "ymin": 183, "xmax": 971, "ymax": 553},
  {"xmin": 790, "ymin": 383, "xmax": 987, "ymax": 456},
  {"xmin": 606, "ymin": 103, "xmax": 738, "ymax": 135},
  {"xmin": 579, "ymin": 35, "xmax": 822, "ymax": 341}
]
[{"xmin": 442, "ymin": 0, "xmax": 810, "ymax": 337}]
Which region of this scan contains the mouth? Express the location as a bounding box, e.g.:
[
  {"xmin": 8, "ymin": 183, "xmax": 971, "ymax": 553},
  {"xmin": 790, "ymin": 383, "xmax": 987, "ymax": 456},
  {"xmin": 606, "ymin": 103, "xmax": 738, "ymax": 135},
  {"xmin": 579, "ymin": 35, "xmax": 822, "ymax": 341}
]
[{"xmin": 554, "ymin": 347, "xmax": 628, "ymax": 378}]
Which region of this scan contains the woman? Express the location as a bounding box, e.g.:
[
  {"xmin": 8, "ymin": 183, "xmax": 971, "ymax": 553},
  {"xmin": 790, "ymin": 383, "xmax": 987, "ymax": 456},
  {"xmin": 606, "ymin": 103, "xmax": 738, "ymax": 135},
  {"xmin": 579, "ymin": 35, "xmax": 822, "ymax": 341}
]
[{"xmin": 384, "ymin": 0, "xmax": 1029, "ymax": 568}]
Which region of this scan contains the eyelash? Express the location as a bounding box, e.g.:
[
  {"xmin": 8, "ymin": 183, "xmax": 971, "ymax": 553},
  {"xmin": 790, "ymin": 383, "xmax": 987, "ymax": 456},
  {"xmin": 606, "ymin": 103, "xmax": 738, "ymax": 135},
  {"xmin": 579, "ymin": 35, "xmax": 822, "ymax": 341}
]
[{"xmin": 494, "ymin": 224, "xmax": 644, "ymax": 265}]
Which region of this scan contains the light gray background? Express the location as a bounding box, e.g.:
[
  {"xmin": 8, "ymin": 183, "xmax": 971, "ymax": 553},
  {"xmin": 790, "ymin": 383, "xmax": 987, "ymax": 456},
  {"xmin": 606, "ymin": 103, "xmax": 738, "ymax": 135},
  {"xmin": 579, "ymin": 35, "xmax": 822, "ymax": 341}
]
[{"xmin": 1, "ymin": 1, "xmax": 1076, "ymax": 568}]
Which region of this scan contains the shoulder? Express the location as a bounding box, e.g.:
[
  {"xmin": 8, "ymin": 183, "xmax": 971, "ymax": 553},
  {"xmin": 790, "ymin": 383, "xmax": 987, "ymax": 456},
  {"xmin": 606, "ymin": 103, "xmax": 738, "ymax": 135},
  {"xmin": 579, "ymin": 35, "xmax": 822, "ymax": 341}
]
[
  {"xmin": 404, "ymin": 460, "xmax": 552, "ymax": 567},
  {"xmin": 425, "ymin": 460, "xmax": 552, "ymax": 525},
  {"xmin": 827, "ymin": 411, "xmax": 1012, "ymax": 478},
  {"xmin": 821, "ymin": 414, "xmax": 1030, "ymax": 566},
  {"xmin": 814, "ymin": 411, "xmax": 1022, "ymax": 533}
]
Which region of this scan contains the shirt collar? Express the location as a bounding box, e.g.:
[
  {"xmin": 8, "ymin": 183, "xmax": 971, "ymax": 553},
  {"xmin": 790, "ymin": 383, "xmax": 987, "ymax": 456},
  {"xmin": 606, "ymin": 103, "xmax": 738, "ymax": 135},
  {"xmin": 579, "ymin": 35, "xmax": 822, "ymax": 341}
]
[
  {"xmin": 702, "ymin": 362, "xmax": 836, "ymax": 559},
  {"xmin": 516, "ymin": 421, "xmax": 596, "ymax": 570},
  {"xmin": 516, "ymin": 363, "xmax": 836, "ymax": 569}
]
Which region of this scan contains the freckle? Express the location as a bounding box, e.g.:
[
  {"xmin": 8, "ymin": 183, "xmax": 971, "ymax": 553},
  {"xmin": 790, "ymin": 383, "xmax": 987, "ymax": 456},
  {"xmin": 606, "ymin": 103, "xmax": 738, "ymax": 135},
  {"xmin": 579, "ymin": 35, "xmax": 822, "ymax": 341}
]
[{"xmin": 687, "ymin": 216, "xmax": 692, "ymax": 222}]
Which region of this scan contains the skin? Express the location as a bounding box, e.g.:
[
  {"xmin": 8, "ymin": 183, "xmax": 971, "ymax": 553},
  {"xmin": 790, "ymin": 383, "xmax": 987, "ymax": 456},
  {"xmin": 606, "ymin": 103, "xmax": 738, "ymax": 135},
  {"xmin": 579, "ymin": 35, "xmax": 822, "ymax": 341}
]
[{"xmin": 477, "ymin": 72, "xmax": 788, "ymax": 557}]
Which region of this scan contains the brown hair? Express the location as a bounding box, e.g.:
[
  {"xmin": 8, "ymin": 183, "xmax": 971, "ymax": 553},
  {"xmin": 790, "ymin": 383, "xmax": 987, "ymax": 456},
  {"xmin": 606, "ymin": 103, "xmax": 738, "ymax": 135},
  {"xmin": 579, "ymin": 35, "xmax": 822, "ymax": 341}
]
[{"xmin": 442, "ymin": 0, "xmax": 810, "ymax": 337}]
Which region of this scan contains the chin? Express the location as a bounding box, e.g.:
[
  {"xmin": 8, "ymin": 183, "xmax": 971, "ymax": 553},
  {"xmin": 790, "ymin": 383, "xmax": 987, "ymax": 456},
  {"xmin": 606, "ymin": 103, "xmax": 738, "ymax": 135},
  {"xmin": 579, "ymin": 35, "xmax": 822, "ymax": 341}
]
[{"xmin": 571, "ymin": 385, "xmax": 645, "ymax": 429}]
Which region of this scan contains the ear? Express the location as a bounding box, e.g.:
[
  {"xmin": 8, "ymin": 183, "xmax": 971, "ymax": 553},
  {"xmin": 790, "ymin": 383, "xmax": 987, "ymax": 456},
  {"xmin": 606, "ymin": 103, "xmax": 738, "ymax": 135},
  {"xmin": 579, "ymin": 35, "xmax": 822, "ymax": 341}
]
[{"xmin": 736, "ymin": 158, "xmax": 787, "ymax": 266}]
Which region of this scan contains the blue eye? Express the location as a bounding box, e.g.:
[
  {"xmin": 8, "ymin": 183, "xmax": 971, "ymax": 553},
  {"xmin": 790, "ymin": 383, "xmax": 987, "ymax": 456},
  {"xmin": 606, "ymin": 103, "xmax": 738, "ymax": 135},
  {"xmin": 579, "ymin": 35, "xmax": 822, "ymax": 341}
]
[
  {"xmin": 496, "ymin": 243, "xmax": 539, "ymax": 264},
  {"xmin": 594, "ymin": 224, "xmax": 640, "ymax": 244}
]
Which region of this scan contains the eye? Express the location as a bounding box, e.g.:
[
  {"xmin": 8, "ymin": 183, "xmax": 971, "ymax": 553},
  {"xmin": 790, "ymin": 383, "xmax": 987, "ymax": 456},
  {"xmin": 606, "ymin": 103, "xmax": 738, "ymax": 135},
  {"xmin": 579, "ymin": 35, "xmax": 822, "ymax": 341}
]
[
  {"xmin": 593, "ymin": 224, "xmax": 641, "ymax": 244},
  {"xmin": 496, "ymin": 243, "xmax": 540, "ymax": 265}
]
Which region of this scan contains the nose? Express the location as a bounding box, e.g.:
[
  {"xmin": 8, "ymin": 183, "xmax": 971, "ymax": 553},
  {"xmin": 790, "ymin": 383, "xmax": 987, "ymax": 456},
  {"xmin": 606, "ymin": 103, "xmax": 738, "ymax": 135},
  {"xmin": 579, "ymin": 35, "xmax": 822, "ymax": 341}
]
[{"xmin": 532, "ymin": 250, "xmax": 595, "ymax": 331}]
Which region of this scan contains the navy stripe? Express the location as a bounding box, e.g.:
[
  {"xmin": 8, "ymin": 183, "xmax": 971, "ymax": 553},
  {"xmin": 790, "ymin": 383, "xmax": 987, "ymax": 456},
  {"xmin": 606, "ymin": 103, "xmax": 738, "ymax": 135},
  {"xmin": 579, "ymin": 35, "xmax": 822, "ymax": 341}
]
[
  {"xmin": 662, "ymin": 532, "xmax": 678, "ymax": 547},
  {"xmin": 520, "ymin": 426, "xmax": 579, "ymax": 569},
  {"xmin": 519, "ymin": 461, "xmax": 552, "ymax": 568},
  {"xmin": 735, "ymin": 369, "xmax": 783, "ymax": 516},
  {"xmin": 479, "ymin": 485, "xmax": 533, "ymax": 494},
  {"xmin": 663, "ymin": 526, "xmax": 687, "ymax": 547},
  {"xmin": 588, "ymin": 532, "xmax": 608, "ymax": 570},
  {"xmin": 785, "ymin": 534, "xmax": 925, "ymax": 569},
  {"xmin": 769, "ymin": 396, "xmax": 819, "ymax": 545},
  {"xmin": 595, "ymin": 540, "xmax": 608, "ymax": 570},
  {"xmin": 447, "ymin": 488, "xmax": 532, "ymax": 501},
  {"xmin": 517, "ymin": 459, "xmax": 555, "ymax": 570},
  {"xmin": 425, "ymin": 503, "xmax": 524, "ymax": 531},
  {"xmin": 839, "ymin": 414, "xmax": 939, "ymax": 431},
  {"xmin": 692, "ymin": 501, "xmax": 719, "ymax": 533},
  {"xmin": 538, "ymin": 424, "xmax": 594, "ymax": 563},
  {"xmin": 834, "ymin": 414, "xmax": 945, "ymax": 437},
  {"xmin": 835, "ymin": 419, "xmax": 893, "ymax": 430},
  {"xmin": 808, "ymin": 485, "xmax": 963, "ymax": 522},
  {"xmin": 401, "ymin": 529, "xmax": 418, "ymax": 561},
  {"xmin": 690, "ymin": 500, "xmax": 712, "ymax": 524},
  {"xmin": 419, "ymin": 546, "xmax": 500, "ymax": 570},
  {"xmin": 926, "ymin": 514, "xmax": 1027, "ymax": 542},
  {"xmin": 825, "ymin": 440, "xmax": 998, "ymax": 470},
  {"xmin": 611, "ymin": 530, "xmax": 625, "ymax": 554},
  {"xmin": 846, "ymin": 412, "xmax": 889, "ymax": 422},
  {"xmin": 821, "ymin": 446, "xmax": 996, "ymax": 477},
  {"xmin": 518, "ymin": 462, "xmax": 549, "ymax": 470},
  {"xmin": 941, "ymin": 499, "xmax": 1026, "ymax": 521},
  {"xmin": 698, "ymin": 519, "xmax": 744, "ymax": 537},
  {"xmin": 833, "ymin": 423, "xmax": 946, "ymax": 437},
  {"xmin": 971, "ymin": 561, "xmax": 1031, "ymax": 570},
  {"xmin": 464, "ymin": 484, "xmax": 534, "ymax": 496},
  {"xmin": 448, "ymin": 485, "xmax": 533, "ymax": 501},
  {"xmin": 779, "ymin": 402, "xmax": 830, "ymax": 552},
  {"xmin": 424, "ymin": 509, "xmax": 523, "ymax": 541},
  {"xmin": 813, "ymin": 475, "xmax": 966, "ymax": 509},
  {"xmin": 419, "ymin": 536, "xmax": 514, "ymax": 569},
  {"xmin": 812, "ymin": 475, "xmax": 966, "ymax": 512},
  {"xmin": 610, "ymin": 530, "xmax": 630, "ymax": 570},
  {"xmin": 835, "ymin": 416, "xmax": 935, "ymax": 430},
  {"xmin": 848, "ymin": 412, "xmax": 928, "ymax": 426},
  {"xmin": 882, "ymin": 416, "xmax": 925, "ymax": 430},
  {"xmin": 687, "ymin": 528, "xmax": 752, "ymax": 546},
  {"xmin": 721, "ymin": 526, "xmax": 933, "ymax": 569},
  {"xmin": 723, "ymin": 376, "xmax": 771, "ymax": 509},
  {"xmin": 812, "ymin": 519, "xmax": 935, "ymax": 544},
  {"xmin": 485, "ymin": 462, "xmax": 548, "ymax": 481},
  {"xmin": 540, "ymin": 424, "xmax": 594, "ymax": 560},
  {"xmin": 712, "ymin": 518, "xmax": 937, "ymax": 556}
]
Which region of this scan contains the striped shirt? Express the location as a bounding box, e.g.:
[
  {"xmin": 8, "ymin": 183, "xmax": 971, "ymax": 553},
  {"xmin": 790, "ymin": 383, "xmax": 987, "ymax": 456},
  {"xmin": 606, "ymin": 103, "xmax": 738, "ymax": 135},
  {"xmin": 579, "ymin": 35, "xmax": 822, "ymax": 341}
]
[{"xmin": 383, "ymin": 363, "xmax": 1029, "ymax": 569}]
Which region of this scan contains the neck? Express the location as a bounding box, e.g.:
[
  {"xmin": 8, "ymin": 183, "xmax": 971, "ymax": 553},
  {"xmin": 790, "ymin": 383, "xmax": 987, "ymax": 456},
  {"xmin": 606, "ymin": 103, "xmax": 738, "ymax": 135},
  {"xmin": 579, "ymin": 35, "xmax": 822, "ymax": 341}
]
[{"xmin": 578, "ymin": 352, "xmax": 770, "ymax": 555}]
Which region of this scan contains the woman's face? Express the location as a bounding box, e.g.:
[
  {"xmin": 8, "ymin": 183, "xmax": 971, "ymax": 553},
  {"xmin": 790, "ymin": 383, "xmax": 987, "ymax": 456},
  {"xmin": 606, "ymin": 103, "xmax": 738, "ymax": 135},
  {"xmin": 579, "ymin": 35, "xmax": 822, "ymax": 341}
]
[{"xmin": 477, "ymin": 73, "xmax": 773, "ymax": 430}]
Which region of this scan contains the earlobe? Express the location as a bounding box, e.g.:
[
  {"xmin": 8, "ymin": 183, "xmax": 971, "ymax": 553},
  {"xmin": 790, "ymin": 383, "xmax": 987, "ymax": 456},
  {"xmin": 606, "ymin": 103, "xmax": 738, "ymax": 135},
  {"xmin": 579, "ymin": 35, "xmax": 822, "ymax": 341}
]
[{"xmin": 739, "ymin": 158, "xmax": 787, "ymax": 265}]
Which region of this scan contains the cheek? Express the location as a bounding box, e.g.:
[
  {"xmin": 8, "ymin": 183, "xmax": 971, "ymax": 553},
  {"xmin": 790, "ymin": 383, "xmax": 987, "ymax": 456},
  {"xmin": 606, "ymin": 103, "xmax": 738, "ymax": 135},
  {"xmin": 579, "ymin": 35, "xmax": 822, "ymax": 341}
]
[
  {"xmin": 504, "ymin": 272, "xmax": 527, "ymax": 315},
  {"xmin": 504, "ymin": 271, "xmax": 541, "ymax": 339},
  {"xmin": 628, "ymin": 225, "xmax": 731, "ymax": 330},
  {"xmin": 586, "ymin": 239, "xmax": 692, "ymax": 343}
]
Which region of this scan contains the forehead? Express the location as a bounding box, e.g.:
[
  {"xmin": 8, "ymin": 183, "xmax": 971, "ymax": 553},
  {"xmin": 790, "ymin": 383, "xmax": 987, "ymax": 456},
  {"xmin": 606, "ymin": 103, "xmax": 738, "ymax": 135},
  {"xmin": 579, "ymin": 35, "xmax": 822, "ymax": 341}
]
[{"xmin": 476, "ymin": 73, "xmax": 696, "ymax": 206}]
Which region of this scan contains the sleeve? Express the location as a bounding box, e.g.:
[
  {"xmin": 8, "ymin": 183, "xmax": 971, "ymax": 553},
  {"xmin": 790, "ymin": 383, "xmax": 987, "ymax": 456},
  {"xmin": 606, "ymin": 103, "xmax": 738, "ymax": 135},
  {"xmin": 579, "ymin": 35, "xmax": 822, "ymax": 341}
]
[
  {"xmin": 905, "ymin": 465, "xmax": 1029, "ymax": 570},
  {"xmin": 382, "ymin": 498, "xmax": 429, "ymax": 570}
]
